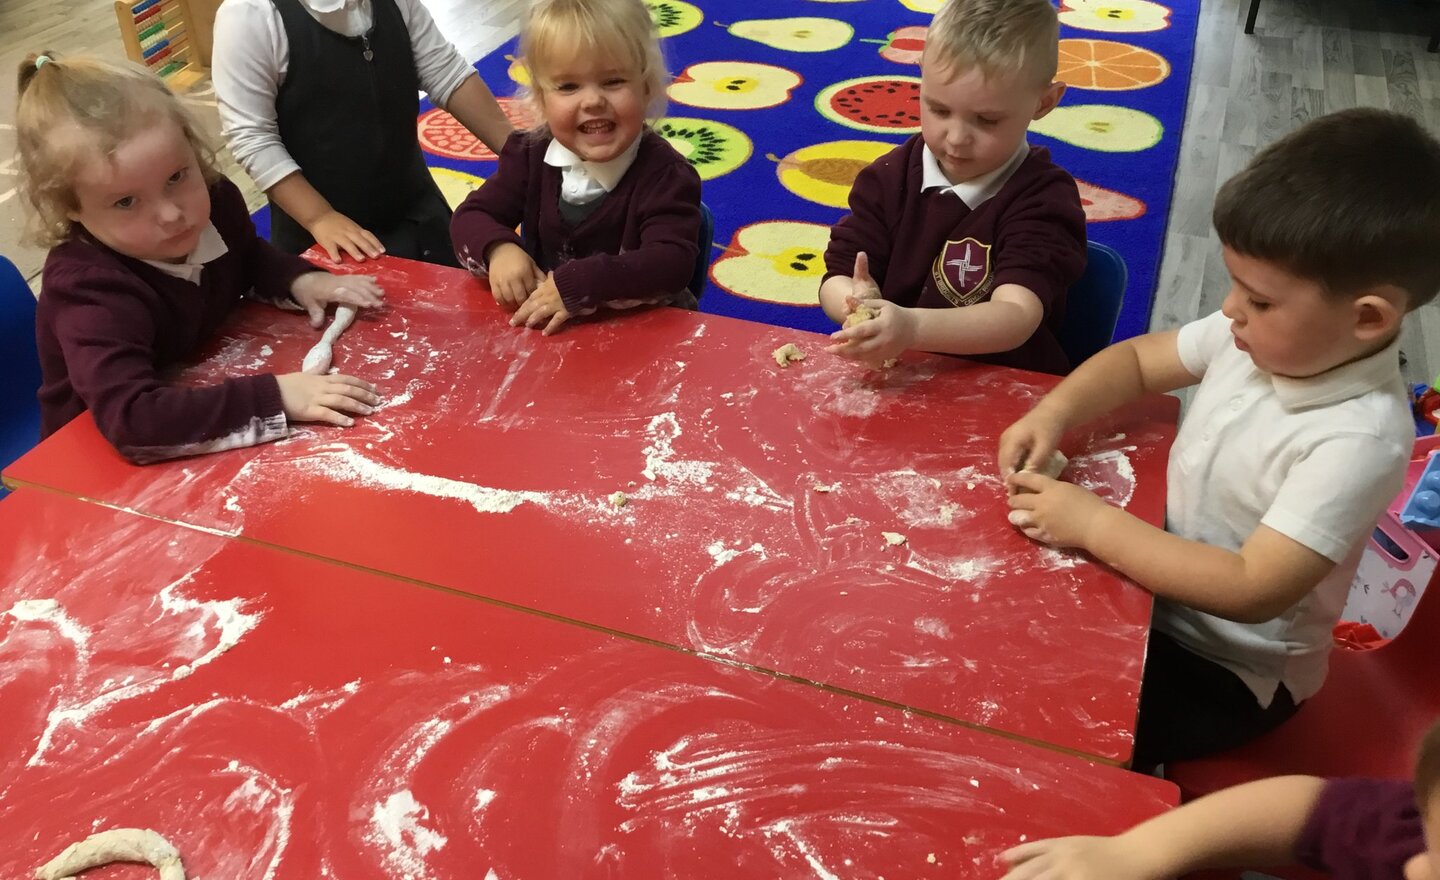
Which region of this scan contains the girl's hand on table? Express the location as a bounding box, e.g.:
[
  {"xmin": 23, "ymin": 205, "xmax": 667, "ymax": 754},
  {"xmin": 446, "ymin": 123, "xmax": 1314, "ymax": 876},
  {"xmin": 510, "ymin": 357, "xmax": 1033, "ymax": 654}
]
[
  {"xmin": 277, "ymin": 372, "xmax": 381, "ymax": 428},
  {"xmin": 290, "ymin": 272, "xmax": 385, "ymax": 328},
  {"xmin": 511, "ymin": 273, "xmax": 572, "ymax": 335}
]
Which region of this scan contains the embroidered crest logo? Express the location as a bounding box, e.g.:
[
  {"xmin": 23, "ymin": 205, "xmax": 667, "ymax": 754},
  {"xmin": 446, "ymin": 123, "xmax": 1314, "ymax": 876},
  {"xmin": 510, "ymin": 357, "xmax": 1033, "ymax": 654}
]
[{"xmin": 931, "ymin": 237, "xmax": 993, "ymax": 307}]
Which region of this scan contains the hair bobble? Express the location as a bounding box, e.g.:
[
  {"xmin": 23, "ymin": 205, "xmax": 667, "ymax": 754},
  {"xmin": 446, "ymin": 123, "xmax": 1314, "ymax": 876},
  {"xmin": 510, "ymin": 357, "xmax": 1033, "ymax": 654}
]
[{"xmin": 35, "ymin": 55, "xmax": 53, "ymax": 69}]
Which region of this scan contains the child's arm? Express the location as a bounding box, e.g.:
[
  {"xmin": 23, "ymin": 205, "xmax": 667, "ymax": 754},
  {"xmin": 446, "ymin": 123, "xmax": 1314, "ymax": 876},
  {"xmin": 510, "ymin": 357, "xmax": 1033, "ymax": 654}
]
[
  {"xmin": 998, "ymin": 776, "xmax": 1326, "ymax": 880},
  {"xmin": 1008, "ymin": 484, "xmax": 1335, "ymax": 623},
  {"xmin": 997, "ymin": 330, "xmax": 1198, "ymax": 476},
  {"xmin": 820, "ymin": 157, "xmax": 897, "ymax": 324},
  {"xmin": 825, "ymin": 283, "xmax": 1045, "ymax": 365},
  {"xmin": 47, "ymin": 271, "xmax": 377, "ymax": 463},
  {"xmin": 450, "ymin": 132, "xmax": 539, "ymax": 306},
  {"xmin": 398, "ymin": 0, "xmax": 513, "ymax": 153},
  {"xmin": 434, "ymin": 75, "xmax": 513, "ymax": 156},
  {"xmin": 1008, "ymin": 420, "xmax": 1404, "ymax": 621},
  {"xmin": 217, "ymin": 179, "xmax": 386, "ymax": 325},
  {"xmin": 818, "ymin": 252, "xmax": 881, "ymax": 324},
  {"xmin": 513, "ymin": 159, "xmax": 702, "ymax": 332},
  {"xmin": 266, "ymin": 174, "xmax": 385, "ymax": 263},
  {"xmin": 1002, "ymin": 328, "xmax": 1404, "ymax": 623}
]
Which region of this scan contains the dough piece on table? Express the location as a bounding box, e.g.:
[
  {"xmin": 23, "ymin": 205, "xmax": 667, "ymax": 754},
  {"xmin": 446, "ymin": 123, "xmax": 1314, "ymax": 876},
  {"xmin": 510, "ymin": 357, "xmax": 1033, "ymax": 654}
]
[
  {"xmin": 301, "ymin": 304, "xmax": 359, "ymax": 375},
  {"xmin": 812, "ymin": 482, "xmax": 840, "ymax": 494},
  {"xmin": 772, "ymin": 343, "xmax": 806, "ymax": 367},
  {"xmin": 609, "ymin": 491, "xmax": 628, "ymax": 508},
  {"xmin": 843, "ymin": 302, "xmax": 880, "ymax": 329},
  {"xmin": 35, "ymin": 828, "xmax": 185, "ymax": 880},
  {"xmin": 881, "ymin": 531, "xmax": 907, "ymax": 547}
]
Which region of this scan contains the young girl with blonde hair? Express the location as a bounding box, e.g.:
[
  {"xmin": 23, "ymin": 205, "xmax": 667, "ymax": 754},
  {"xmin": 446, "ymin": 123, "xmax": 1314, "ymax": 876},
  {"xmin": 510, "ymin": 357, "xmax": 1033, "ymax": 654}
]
[
  {"xmin": 450, "ymin": 0, "xmax": 703, "ymax": 335},
  {"xmin": 17, "ymin": 52, "xmax": 384, "ymax": 463}
]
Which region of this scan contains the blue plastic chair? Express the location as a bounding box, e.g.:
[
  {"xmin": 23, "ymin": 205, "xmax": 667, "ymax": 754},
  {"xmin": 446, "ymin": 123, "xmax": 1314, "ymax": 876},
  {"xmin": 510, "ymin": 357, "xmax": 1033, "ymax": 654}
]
[
  {"xmin": 689, "ymin": 201, "xmax": 714, "ymax": 303},
  {"xmin": 0, "ymin": 256, "xmax": 41, "ymax": 499},
  {"xmin": 1058, "ymin": 241, "xmax": 1127, "ymax": 368}
]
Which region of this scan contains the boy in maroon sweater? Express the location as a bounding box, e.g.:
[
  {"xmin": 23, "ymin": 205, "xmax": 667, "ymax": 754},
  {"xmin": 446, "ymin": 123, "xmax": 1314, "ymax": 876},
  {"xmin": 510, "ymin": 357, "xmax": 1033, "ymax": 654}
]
[
  {"xmin": 999, "ymin": 719, "xmax": 1440, "ymax": 880},
  {"xmin": 821, "ymin": 0, "xmax": 1086, "ymax": 375}
]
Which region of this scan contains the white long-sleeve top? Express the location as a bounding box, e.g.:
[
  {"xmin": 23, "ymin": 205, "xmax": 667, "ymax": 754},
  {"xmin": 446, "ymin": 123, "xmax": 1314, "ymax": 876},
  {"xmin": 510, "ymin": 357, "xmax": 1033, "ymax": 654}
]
[{"xmin": 212, "ymin": 0, "xmax": 476, "ymax": 191}]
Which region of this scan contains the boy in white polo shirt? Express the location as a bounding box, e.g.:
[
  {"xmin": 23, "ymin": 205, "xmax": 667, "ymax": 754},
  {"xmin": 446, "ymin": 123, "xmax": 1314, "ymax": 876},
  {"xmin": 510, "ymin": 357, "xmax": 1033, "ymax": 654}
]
[{"xmin": 996, "ymin": 107, "xmax": 1440, "ymax": 772}]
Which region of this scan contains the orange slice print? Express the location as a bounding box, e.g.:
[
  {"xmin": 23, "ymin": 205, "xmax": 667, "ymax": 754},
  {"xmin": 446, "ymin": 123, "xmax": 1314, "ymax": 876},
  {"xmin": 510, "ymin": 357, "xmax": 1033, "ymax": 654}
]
[{"xmin": 1055, "ymin": 39, "xmax": 1170, "ymax": 91}]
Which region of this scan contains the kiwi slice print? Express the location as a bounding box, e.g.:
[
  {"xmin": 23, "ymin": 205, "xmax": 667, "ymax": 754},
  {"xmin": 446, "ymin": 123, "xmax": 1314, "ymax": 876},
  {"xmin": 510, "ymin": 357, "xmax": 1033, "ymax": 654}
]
[
  {"xmin": 656, "ymin": 118, "xmax": 753, "ymax": 180},
  {"xmin": 645, "ymin": 0, "xmax": 703, "ymax": 36}
]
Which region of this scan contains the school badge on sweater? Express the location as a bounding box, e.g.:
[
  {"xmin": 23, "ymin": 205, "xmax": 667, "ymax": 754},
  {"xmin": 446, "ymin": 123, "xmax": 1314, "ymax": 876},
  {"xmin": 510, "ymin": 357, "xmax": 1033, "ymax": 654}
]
[{"xmin": 931, "ymin": 237, "xmax": 994, "ymax": 307}]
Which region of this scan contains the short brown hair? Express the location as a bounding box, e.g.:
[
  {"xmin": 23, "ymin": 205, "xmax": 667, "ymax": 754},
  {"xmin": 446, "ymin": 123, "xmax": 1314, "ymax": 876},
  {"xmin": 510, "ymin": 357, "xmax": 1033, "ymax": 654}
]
[
  {"xmin": 518, "ymin": 0, "xmax": 669, "ymax": 129},
  {"xmin": 1417, "ymin": 720, "xmax": 1440, "ymax": 818},
  {"xmin": 924, "ymin": 0, "xmax": 1060, "ymax": 87},
  {"xmin": 14, "ymin": 50, "xmax": 221, "ymax": 248},
  {"xmin": 1213, "ymin": 108, "xmax": 1440, "ymax": 309}
]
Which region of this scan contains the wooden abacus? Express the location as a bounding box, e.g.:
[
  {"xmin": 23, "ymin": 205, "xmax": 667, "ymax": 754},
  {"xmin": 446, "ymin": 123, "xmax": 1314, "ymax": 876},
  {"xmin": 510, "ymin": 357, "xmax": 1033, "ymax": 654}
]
[{"xmin": 114, "ymin": 0, "xmax": 207, "ymax": 92}]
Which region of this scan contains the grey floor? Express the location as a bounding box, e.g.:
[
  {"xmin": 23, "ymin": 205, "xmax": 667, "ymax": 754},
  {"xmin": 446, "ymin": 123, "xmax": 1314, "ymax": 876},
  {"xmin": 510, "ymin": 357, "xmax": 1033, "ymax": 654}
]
[
  {"xmin": 3, "ymin": 0, "xmax": 1438, "ymax": 379},
  {"xmin": 1157, "ymin": 0, "xmax": 1440, "ymax": 381}
]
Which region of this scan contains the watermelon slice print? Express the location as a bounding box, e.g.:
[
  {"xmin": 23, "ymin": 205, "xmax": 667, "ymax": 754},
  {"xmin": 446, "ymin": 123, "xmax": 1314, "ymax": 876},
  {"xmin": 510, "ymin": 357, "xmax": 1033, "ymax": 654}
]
[
  {"xmin": 816, "ymin": 75, "xmax": 922, "ymax": 134},
  {"xmin": 417, "ymin": 99, "xmax": 538, "ymax": 162}
]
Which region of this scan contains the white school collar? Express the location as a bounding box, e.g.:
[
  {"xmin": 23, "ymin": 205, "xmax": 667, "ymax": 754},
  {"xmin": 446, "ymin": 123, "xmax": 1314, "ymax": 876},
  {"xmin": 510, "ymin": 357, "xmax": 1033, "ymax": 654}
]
[
  {"xmin": 1269, "ymin": 332, "xmax": 1405, "ymax": 411},
  {"xmin": 920, "ymin": 139, "xmax": 1030, "ymax": 210},
  {"xmin": 544, "ymin": 137, "xmax": 642, "ymax": 196},
  {"xmin": 141, "ymin": 223, "xmax": 228, "ymax": 285}
]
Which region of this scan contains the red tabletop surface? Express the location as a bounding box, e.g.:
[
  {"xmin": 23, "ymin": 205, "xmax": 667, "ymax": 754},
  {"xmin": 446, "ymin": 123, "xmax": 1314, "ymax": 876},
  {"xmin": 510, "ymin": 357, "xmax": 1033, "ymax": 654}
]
[
  {"xmin": 5, "ymin": 255, "xmax": 1179, "ymax": 761},
  {"xmin": 0, "ymin": 490, "xmax": 1176, "ymax": 878}
]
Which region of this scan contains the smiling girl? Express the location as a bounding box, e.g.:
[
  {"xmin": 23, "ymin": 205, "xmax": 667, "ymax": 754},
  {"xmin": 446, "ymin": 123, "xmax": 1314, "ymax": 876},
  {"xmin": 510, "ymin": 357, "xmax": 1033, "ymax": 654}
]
[{"xmin": 449, "ymin": 0, "xmax": 702, "ymax": 335}]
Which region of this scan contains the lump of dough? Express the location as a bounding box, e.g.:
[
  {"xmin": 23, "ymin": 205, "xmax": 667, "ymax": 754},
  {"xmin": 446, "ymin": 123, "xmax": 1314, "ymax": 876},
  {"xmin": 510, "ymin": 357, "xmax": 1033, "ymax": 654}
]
[
  {"xmin": 772, "ymin": 343, "xmax": 806, "ymax": 367},
  {"xmin": 1025, "ymin": 450, "xmax": 1069, "ymax": 480},
  {"xmin": 1012, "ymin": 450, "xmax": 1069, "ymax": 496},
  {"xmin": 812, "ymin": 482, "xmax": 840, "ymax": 494},
  {"xmin": 881, "ymin": 531, "xmax": 907, "ymax": 547},
  {"xmin": 843, "ymin": 303, "xmax": 880, "ymax": 329},
  {"xmin": 609, "ymin": 491, "xmax": 628, "ymax": 508},
  {"xmin": 36, "ymin": 828, "xmax": 185, "ymax": 880}
]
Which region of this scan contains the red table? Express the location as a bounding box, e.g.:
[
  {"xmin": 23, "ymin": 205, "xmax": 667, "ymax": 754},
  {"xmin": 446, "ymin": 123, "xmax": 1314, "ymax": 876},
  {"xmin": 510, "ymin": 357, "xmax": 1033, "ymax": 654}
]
[
  {"xmin": 5, "ymin": 256, "xmax": 1179, "ymax": 762},
  {"xmin": 0, "ymin": 490, "xmax": 1176, "ymax": 878}
]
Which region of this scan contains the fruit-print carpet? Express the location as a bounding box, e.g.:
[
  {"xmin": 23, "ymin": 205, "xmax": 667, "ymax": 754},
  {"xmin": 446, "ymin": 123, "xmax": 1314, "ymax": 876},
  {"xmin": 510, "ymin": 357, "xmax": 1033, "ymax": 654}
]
[{"xmin": 258, "ymin": 0, "xmax": 1199, "ymax": 342}]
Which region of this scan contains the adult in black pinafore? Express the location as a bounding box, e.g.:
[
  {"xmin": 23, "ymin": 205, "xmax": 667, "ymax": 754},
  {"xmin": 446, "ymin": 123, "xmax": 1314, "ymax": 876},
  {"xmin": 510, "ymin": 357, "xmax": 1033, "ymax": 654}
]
[{"xmin": 268, "ymin": 0, "xmax": 456, "ymax": 265}]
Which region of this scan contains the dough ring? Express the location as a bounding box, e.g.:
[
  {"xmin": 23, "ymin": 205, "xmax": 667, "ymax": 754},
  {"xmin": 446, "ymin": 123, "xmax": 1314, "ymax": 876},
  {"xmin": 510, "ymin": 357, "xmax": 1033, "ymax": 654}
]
[{"xmin": 35, "ymin": 828, "xmax": 185, "ymax": 880}]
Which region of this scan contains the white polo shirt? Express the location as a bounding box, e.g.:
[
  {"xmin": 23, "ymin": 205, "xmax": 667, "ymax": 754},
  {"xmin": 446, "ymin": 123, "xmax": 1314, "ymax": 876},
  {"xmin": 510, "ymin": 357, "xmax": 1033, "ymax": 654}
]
[{"xmin": 1155, "ymin": 309, "xmax": 1412, "ymax": 707}]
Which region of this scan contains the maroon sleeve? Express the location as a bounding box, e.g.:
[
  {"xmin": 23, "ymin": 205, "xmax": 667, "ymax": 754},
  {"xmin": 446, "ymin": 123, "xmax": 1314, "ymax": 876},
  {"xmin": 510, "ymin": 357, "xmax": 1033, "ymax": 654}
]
[
  {"xmin": 990, "ymin": 166, "xmax": 1087, "ymax": 312},
  {"xmin": 46, "ymin": 266, "xmax": 287, "ymax": 464},
  {"xmin": 450, "ymin": 131, "xmax": 530, "ymax": 274},
  {"xmin": 552, "ymin": 155, "xmax": 701, "ymax": 313},
  {"xmin": 212, "ymin": 178, "xmax": 320, "ymax": 303},
  {"xmin": 822, "ymin": 145, "xmax": 903, "ymax": 288},
  {"xmin": 1294, "ymin": 778, "xmax": 1424, "ymax": 880}
]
